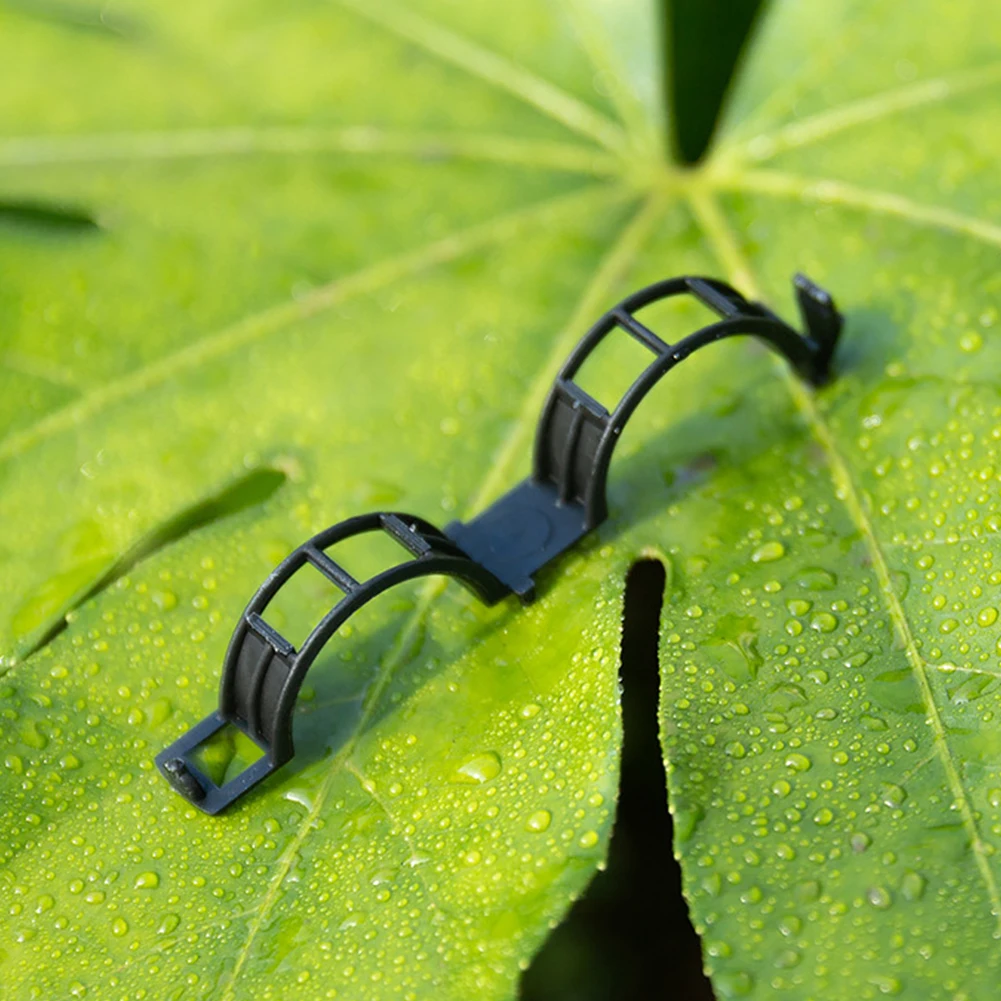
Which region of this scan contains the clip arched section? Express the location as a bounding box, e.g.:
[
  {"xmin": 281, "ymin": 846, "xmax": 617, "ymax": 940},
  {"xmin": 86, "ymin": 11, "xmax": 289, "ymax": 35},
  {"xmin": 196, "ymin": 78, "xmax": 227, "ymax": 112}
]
[
  {"xmin": 156, "ymin": 511, "xmax": 508, "ymax": 813},
  {"xmin": 534, "ymin": 274, "xmax": 842, "ymax": 530}
]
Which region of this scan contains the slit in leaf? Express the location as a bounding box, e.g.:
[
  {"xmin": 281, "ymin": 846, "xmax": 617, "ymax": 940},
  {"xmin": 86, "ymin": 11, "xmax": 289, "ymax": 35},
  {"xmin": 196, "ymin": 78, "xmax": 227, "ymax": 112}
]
[
  {"xmin": 520, "ymin": 558, "xmax": 715, "ymax": 1000},
  {"xmin": 0, "ymin": 198, "xmax": 100, "ymax": 234},
  {"xmin": 18, "ymin": 466, "xmax": 289, "ymax": 661}
]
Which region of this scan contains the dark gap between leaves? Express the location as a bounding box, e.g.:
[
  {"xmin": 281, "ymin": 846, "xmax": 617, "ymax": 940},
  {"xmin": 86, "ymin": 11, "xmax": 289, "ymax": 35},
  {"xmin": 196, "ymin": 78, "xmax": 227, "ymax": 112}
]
[
  {"xmin": 520, "ymin": 559, "xmax": 715, "ymax": 1001},
  {"xmin": 22, "ymin": 467, "xmax": 288, "ymax": 660},
  {"xmin": 665, "ymin": 0, "xmax": 765, "ymax": 164},
  {"xmin": 0, "ymin": 198, "xmax": 100, "ymax": 234}
]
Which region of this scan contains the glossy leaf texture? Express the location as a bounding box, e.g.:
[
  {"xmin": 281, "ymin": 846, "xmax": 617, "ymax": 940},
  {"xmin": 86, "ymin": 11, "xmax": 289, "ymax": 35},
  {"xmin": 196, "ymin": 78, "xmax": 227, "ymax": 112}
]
[{"xmin": 1, "ymin": 1, "xmax": 1000, "ymax": 999}]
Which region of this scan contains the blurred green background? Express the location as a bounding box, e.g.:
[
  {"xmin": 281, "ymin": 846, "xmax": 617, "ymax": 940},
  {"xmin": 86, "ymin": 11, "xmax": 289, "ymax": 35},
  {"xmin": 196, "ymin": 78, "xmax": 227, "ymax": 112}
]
[{"xmin": 520, "ymin": 2, "xmax": 763, "ymax": 997}]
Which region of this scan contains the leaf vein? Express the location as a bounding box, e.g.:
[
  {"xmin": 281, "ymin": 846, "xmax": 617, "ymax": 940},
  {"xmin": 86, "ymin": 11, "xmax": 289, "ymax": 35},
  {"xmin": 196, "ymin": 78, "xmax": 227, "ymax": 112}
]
[
  {"xmin": 714, "ymin": 168, "xmax": 1001, "ymax": 250},
  {"xmin": 725, "ymin": 59, "xmax": 1001, "ymax": 163},
  {"xmin": 0, "ymin": 125, "xmax": 620, "ymax": 174},
  {"xmin": 0, "ymin": 183, "xmax": 625, "ymax": 465},
  {"xmin": 333, "ymin": 0, "xmax": 629, "ymax": 152}
]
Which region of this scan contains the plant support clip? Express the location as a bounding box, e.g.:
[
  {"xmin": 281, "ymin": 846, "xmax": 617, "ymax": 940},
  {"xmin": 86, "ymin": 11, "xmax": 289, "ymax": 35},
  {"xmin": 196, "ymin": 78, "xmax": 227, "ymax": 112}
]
[{"xmin": 157, "ymin": 272, "xmax": 843, "ymax": 813}]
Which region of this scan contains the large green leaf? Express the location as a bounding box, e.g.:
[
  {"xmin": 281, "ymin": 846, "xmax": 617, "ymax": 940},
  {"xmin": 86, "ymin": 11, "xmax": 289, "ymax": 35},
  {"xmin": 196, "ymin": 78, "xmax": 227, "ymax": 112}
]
[{"xmin": 2, "ymin": 1, "xmax": 1000, "ymax": 998}]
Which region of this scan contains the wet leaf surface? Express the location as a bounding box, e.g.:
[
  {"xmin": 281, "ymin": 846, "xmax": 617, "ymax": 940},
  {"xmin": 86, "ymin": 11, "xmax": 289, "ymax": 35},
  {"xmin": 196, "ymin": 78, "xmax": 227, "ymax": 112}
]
[{"xmin": 2, "ymin": 0, "xmax": 1001, "ymax": 998}]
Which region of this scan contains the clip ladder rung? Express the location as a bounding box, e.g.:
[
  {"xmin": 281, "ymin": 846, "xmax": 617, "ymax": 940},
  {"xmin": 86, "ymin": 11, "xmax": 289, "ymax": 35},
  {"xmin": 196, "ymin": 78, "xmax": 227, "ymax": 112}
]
[
  {"xmin": 381, "ymin": 514, "xmax": 432, "ymax": 557},
  {"xmin": 247, "ymin": 612, "xmax": 295, "ymax": 657},
  {"xmin": 613, "ymin": 308, "xmax": 671, "ymax": 355},
  {"xmin": 687, "ymin": 278, "xmax": 740, "ymax": 318},
  {"xmin": 556, "ymin": 379, "xmax": 609, "ymax": 421},
  {"xmin": 305, "ymin": 545, "xmax": 360, "ymax": 593}
]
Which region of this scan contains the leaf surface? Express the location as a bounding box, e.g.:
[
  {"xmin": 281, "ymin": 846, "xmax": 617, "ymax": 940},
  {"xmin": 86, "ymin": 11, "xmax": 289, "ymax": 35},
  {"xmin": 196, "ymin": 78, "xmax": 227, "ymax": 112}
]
[{"xmin": 2, "ymin": 1, "xmax": 1001, "ymax": 999}]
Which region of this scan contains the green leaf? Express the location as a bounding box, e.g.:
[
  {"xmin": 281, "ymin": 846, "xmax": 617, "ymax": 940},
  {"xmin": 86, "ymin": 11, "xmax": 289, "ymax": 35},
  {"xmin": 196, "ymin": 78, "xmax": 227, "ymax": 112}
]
[{"xmin": 2, "ymin": 1, "xmax": 1000, "ymax": 999}]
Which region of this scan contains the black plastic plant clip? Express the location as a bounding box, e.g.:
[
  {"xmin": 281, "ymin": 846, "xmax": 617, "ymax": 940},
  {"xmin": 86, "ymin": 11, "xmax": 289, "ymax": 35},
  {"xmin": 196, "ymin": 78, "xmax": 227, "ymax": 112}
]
[{"xmin": 156, "ymin": 272, "xmax": 842, "ymax": 814}]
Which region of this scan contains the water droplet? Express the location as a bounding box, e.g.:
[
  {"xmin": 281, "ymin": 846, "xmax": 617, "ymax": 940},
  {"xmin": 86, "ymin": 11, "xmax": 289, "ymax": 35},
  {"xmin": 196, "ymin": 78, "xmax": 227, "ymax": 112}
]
[
  {"xmin": 978, "ymin": 607, "xmax": 999, "ymax": 628},
  {"xmin": 813, "ymin": 808, "xmax": 834, "ymax": 826},
  {"xmin": 111, "ymin": 918, "xmax": 129, "ymax": 936},
  {"xmin": 811, "ymin": 612, "xmax": 838, "ymax": 633},
  {"xmin": 774, "ymin": 949, "xmax": 801, "ymax": 968},
  {"xmin": 709, "ymin": 614, "xmax": 762, "ymax": 681},
  {"xmin": 149, "ymin": 698, "xmax": 172, "ymax": 726},
  {"xmin": 702, "ymin": 873, "xmax": 722, "ymax": 897},
  {"xmin": 861, "ymin": 714, "xmax": 889, "ymax": 731},
  {"xmin": 451, "ymin": 752, "xmax": 501, "ymax": 784},
  {"xmin": 715, "ymin": 970, "xmax": 754, "ymax": 997},
  {"xmin": 880, "ymin": 783, "xmax": 907, "ymax": 808},
  {"xmin": 520, "ymin": 703, "xmax": 541, "ymax": 719},
  {"xmin": 134, "ymin": 871, "xmax": 159, "ymax": 890},
  {"xmin": 157, "ymin": 914, "xmax": 180, "ymax": 935},
  {"xmin": 526, "ymin": 810, "xmax": 552, "ymax": 833},
  {"xmin": 950, "ymin": 674, "xmax": 993, "ymax": 705},
  {"xmin": 751, "ymin": 541, "xmax": 786, "ymax": 563},
  {"xmin": 784, "ymin": 753, "xmax": 812, "ymax": 772},
  {"xmin": 578, "ymin": 830, "xmax": 599, "ymax": 849},
  {"xmin": 851, "ymin": 832, "xmax": 872, "ymax": 853},
  {"xmin": 786, "ymin": 598, "xmax": 812, "ymax": 616},
  {"xmin": 672, "ymin": 805, "xmax": 704, "ymax": 842},
  {"xmin": 771, "ymin": 779, "xmax": 792, "ymax": 797},
  {"xmin": 152, "ymin": 590, "xmax": 177, "ymax": 611},
  {"xmin": 959, "ymin": 330, "xmax": 983, "ymax": 353},
  {"xmin": 869, "ymin": 974, "xmax": 903, "ymax": 995},
  {"xmin": 798, "ymin": 567, "xmax": 837, "ymax": 591},
  {"xmin": 867, "ymin": 885, "xmax": 893, "ymax": 909},
  {"xmin": 901, "ymin": 870, "xmax": 926, "ymax": 901}
]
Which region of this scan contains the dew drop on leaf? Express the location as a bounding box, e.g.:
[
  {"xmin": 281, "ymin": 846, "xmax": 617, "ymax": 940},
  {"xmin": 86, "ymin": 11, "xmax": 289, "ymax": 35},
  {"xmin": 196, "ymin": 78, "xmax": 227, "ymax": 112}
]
[
  {"xmin": 867, "ymin": 886, "xmax": 893, "ymax": 909},
  {"xmin": 525, "ymin": 810, "xmax": 551, "ymax": 833},
  {"xmin": 784, "ymin": 753, "xmax": 812, "ymax": 772},
  {"xmin": 451, "ymin": 751, "xmax": 501, "ymax": 784},
  {"xmin": 901, "ymin": 870, "xmax": 926, "ymax": 901},
  {"xmin": 797, "ymin": 567, "xmax": 838, "ymax": 591},
  {"xmin": 880, "ymin": 783, "xmax": 907, "ymax": 808},
  {"xmin": 751, "ymin": 541, "xmax": 786, "ymax": 563},
  {"xmin": 715, "ymin": 969, "xmax": 754, "ymax": 997}
]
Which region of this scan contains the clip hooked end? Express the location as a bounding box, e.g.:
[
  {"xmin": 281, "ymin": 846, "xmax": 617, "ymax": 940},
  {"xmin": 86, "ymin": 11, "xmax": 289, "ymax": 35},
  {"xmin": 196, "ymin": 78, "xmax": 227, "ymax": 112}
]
[{"xmin": 793, "ymin": 272, "xmax": 843, "ymax": 384}]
